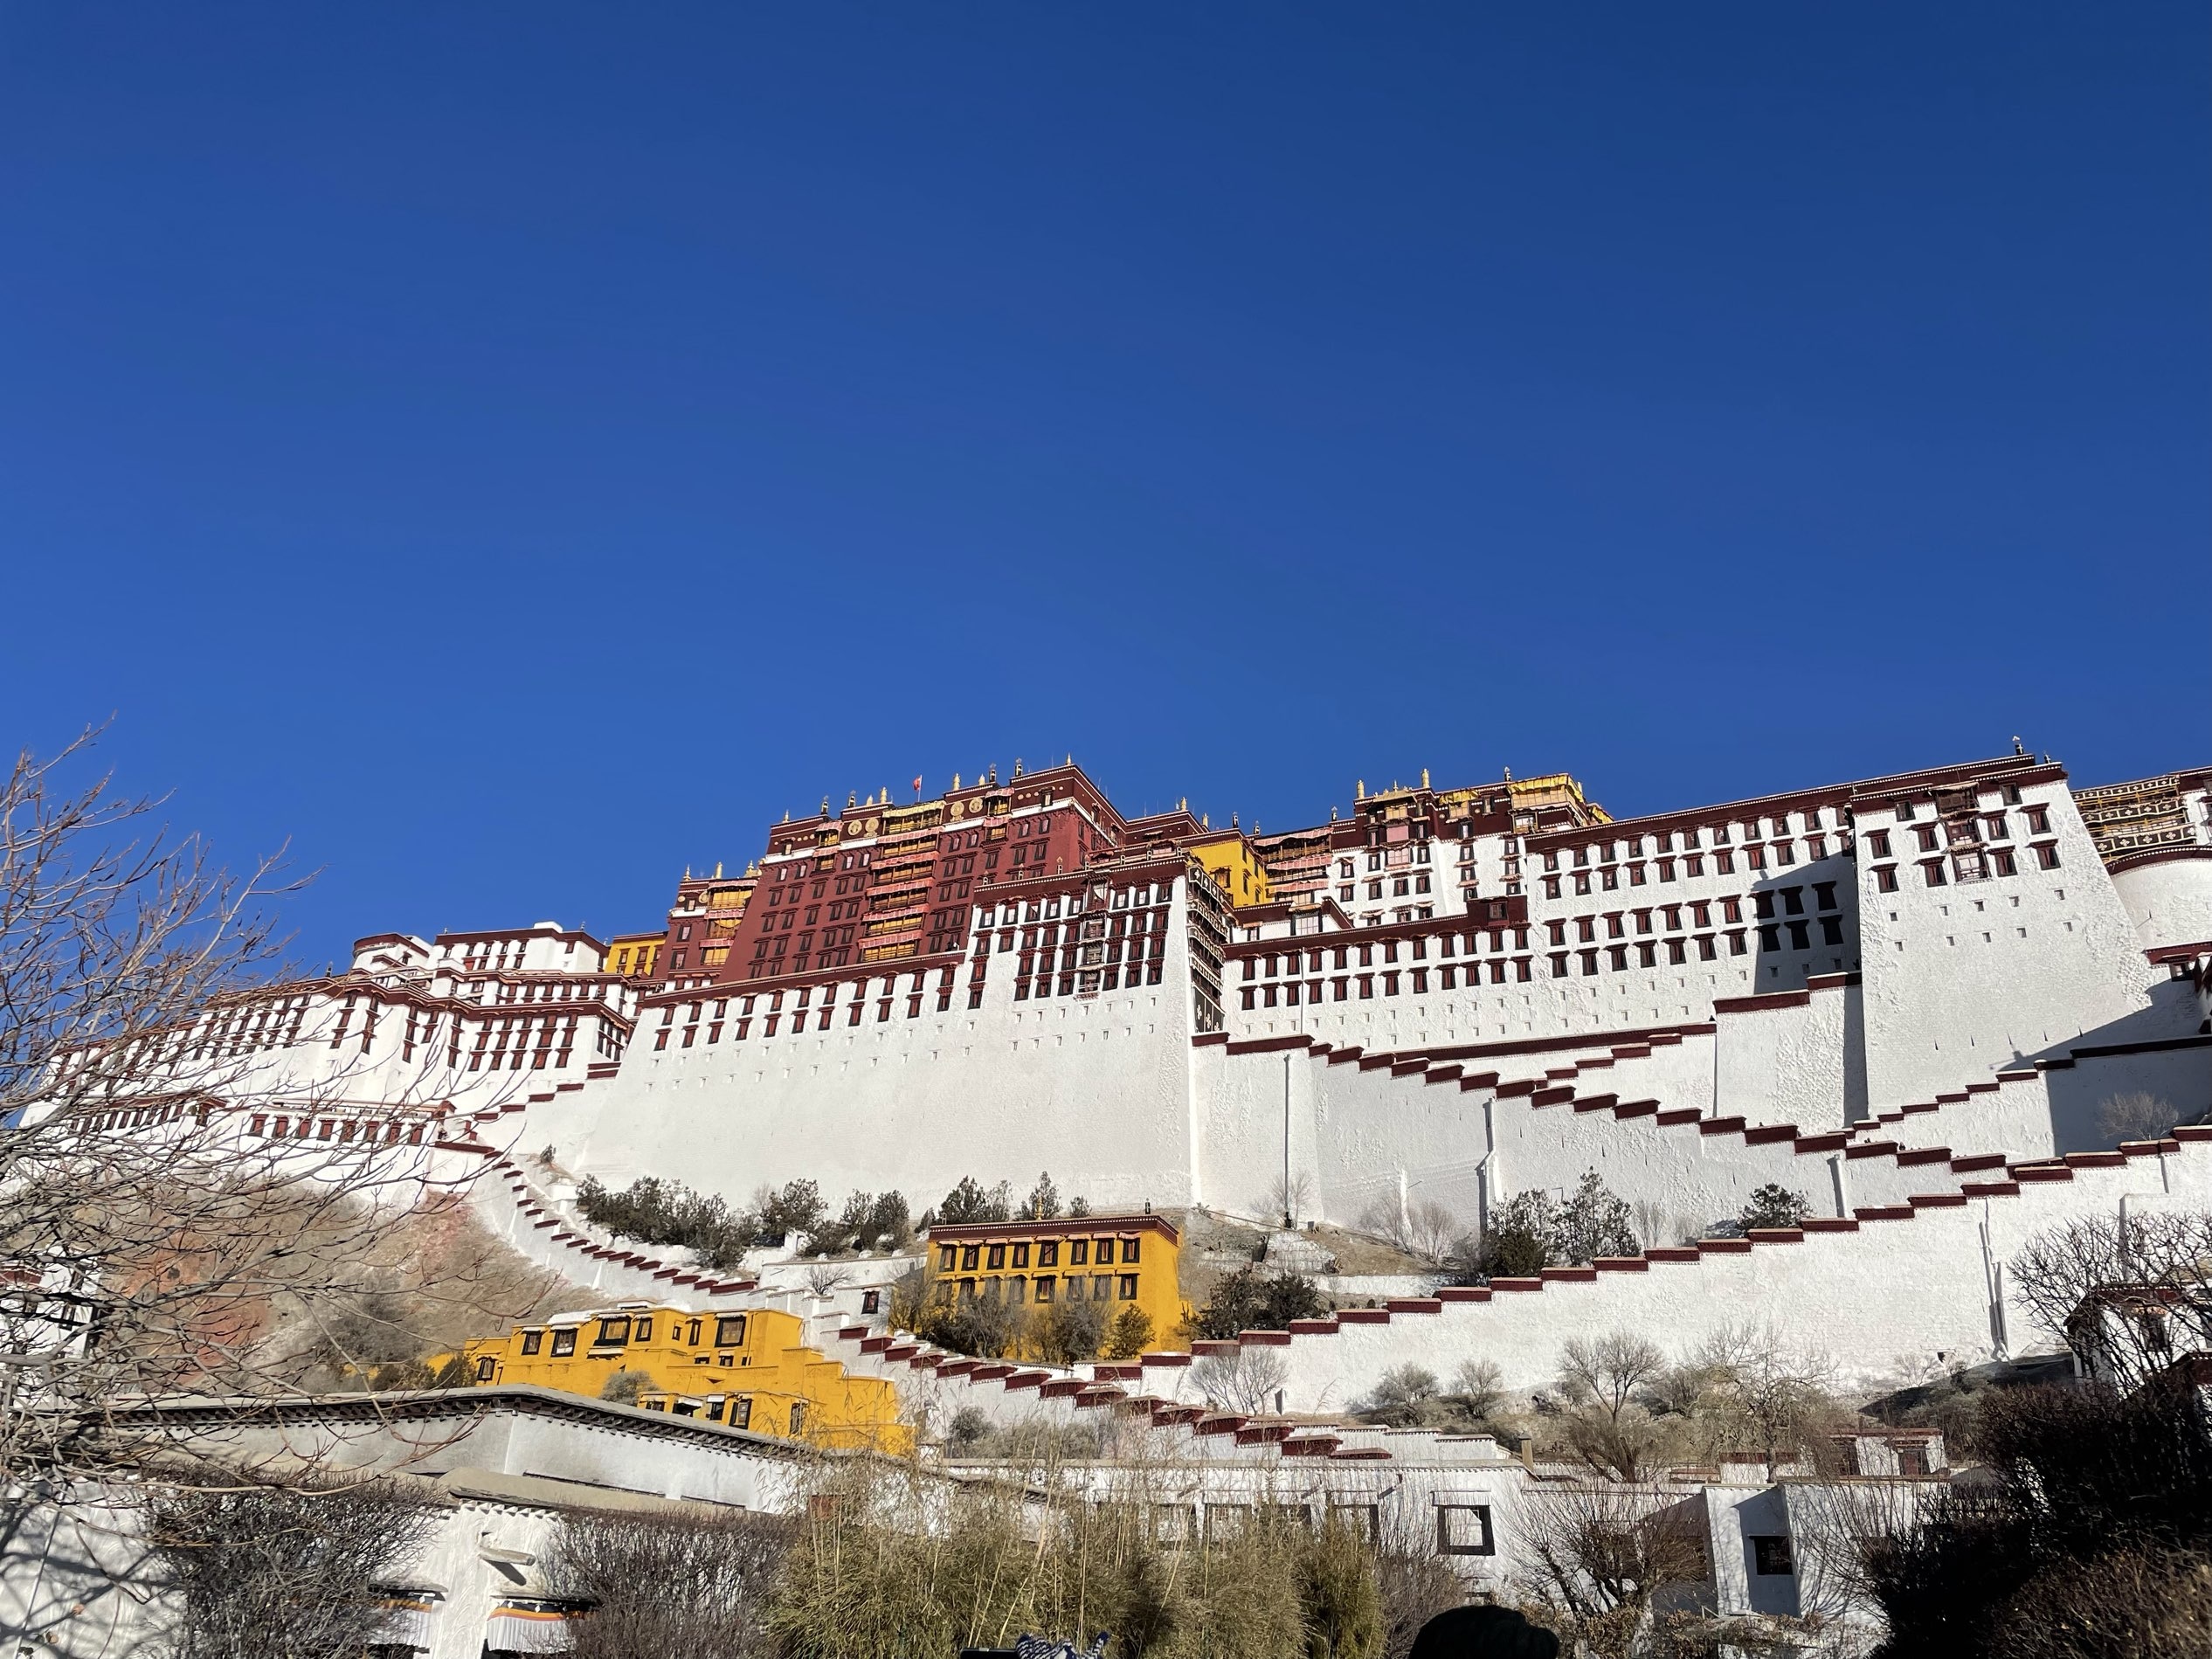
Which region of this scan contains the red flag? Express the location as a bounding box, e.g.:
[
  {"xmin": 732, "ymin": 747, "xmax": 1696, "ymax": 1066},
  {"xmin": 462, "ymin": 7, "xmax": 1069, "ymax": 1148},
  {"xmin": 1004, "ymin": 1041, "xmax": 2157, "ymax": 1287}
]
[{"xmin": 912, "ymin": 776, "xmax": 923, "ymax": 796}]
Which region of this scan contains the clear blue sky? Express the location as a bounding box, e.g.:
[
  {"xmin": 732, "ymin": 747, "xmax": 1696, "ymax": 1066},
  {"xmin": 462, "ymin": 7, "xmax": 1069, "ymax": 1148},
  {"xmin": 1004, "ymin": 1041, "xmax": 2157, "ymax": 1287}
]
[{"xmin": 3, "ymin": 5, "xmax": 2206, "ymax": 968}]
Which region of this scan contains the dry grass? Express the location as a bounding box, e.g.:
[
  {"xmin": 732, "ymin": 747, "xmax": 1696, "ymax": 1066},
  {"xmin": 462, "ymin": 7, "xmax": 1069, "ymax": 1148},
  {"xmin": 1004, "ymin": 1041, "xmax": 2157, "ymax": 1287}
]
[{"xmin": 768, "ymin": 1440, "xmax": 1402, "ymax": 1659}]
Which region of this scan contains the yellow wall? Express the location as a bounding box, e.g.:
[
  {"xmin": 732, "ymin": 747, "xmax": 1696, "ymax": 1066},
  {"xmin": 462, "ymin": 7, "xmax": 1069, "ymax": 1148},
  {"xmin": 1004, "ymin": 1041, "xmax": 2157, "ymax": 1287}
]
[
  {"xmin": 1188, "ymin": 837, "xmax": 1271, "ymax": 909},
  {"xmin": 459, "ymin": 1302, "xmax": 910, "ymax": 1454},
  {"xmin": 606, "ymin": 932, "xmax": 663, "ymax": 979},
  {"xmin": 926, "ymin": 1214, "xmax": 1187, "ymax": 1357}
]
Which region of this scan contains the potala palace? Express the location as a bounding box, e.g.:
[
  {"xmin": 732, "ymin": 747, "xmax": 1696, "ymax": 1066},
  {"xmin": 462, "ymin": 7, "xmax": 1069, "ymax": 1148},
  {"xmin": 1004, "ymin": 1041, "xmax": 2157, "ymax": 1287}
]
[{"xmin": 124, "ymin": 750, "xmax": 2212, "ymax": 1403}]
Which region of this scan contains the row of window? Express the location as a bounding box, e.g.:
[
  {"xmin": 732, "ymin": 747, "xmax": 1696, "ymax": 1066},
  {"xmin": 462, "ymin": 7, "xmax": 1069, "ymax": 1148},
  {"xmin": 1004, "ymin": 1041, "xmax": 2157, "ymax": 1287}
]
[
  {"xmin": 650, "ymin": 970, "xmax": 971, "ymax": 1047},
  {"xmin": 183, "ymin": 995, "xmax": 313, "ymax": 1061},
  {"xmin": 1546, "ymin": 810, "xmax": 1836, "ymax": 868},
  {"xmin": 1539, "ymin": 840, "xmax": 1828, "ymax": 898},
  {"xmin": 939, "ymin": 1273, "xmax": 1139, "ymax": 1304},
  {"xmin": 1241, "ymin": 930, "xmax": 1534, "ymax": 979},
  {"xmin": 1240, "ymin": 960, "xmax": 1538, "ymax": 1007},
  {"xmin": 1542, "ymin": 894, "xmax": 1774, "ymax": 947},
  {"xmin": 1870, "ymin": 842, "xmax": 2057, "ymax": 891},
  {"xmin": 1339, "ymin": 874, "xmax": 1434, "ymax": 901},
  {"xmin": 1864, "ymin": 807, "xmax": 2048, "ymax": 861},
  {"xmin": 1016, "ymin": 962, "xmax": 1167, "ymax": 999},
  {"xmin": 516, "ymin": 1311, "xmax": 749, "ymax": 1355},
  {"xmin": 938, "ymin": 1237, "xmax": 1140, "ymax": 1272},
  {"xmin": 1335, "ymin": 846, "xmax": 1435, "ymax": 877},
  {"xmin": 1547, "ymin": 934, "xmax": 1749, "ymax": 976},
  {"xmin": 246, "ymin": 1114, "xmax": 428, "ymax": 1145}
]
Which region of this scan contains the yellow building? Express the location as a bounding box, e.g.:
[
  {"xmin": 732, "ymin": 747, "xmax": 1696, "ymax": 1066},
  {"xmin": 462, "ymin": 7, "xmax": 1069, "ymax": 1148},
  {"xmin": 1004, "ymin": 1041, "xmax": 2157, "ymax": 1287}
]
[
  {"xmin": 459, "ymin": 1301, "xmax": 911, "ymax": 1454},
  {"xmin": 1186, "ymin": 833, "xmax": 1272, "ymax": 909},
  {"xmin": 605, "ymin": 931, "xmax": 664, "ymax": 980},
  {"xmin": 926, "ymin": 1213, "xmax": 1186, "ymax": 1357}
]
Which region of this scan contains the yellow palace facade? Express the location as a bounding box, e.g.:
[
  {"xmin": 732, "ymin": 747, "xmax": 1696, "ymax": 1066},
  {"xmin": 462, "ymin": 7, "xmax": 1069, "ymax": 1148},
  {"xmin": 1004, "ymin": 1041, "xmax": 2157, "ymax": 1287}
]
[{"xmin": 459, "ymin": 1301, "xmax": 910, "ymax": 1455}]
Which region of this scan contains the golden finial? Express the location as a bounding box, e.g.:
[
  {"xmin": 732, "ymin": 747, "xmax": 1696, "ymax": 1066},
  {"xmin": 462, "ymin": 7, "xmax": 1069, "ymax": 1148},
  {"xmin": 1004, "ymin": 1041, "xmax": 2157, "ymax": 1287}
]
[{"xmin": 1356, "ymin": 779, "xmax": 1365, "ymax": 800}]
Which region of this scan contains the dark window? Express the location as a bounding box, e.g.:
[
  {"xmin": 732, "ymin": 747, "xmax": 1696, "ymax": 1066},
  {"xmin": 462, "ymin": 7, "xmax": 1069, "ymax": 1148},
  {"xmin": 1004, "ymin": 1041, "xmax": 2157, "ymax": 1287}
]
[
  {"xmin": 1071, "ymin": 1240, "xmax": 1089, "ymax": 1266},
  {"xmin": 1437, "ymin": 1504, "xmax": 1495, "ymax": 1556},
  {"xmin": 521, "ymin": 1330, "xmax": 543, "ymax": 1356},
  {"xmin": 598, "ymin": 1316, "xmax": 631, "ymax": 1345},
  {"xmin": 475, "ymin": 1356, "xmax": 496, "ymax": 1381},
  {"xmin": 1752, "ymin": 1535, "xmax": 1796, "ymax": 1576},
  {"xmin": 1039, "ymin": 1241, "xmax": 1059, "ymax": 1267},
  {"xmin": 715, "ymin": 1315, "xmax": 748, "ymax": 1347},
  {"xmin": 732, "ymin": 1395, "xmax": 752, "ymax": 1429},
  {"xmin": 1821, "ymin": 916, "xmax": 1844, "ymax": 945},
  {"xmin": 1118, "ymin": 1274, "xmax": 1138, "ymax": 1300},
  {"xmin": 1875, "ymin": 866, "xmax": 1898, "ymax": 893},
  {"xmin": 551, "ymin": 1328, "xmax": 577, "ymax": 1358}
]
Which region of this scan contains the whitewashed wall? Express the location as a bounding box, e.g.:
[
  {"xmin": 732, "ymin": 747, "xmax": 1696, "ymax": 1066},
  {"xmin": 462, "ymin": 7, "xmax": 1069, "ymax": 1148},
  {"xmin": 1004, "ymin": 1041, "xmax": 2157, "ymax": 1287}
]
[
  {"xmin": 540, "ymin": 881, "xmax": 1205, "ymax": 1213},
  {"xmin": 1853, "ymin": 779, "xmax": 2170, "ymax": 1109},
  {"xmin": 2112, "ymin": 853, "xmax": 2212, "ymax": 953},
  {"xmin": 1151, "ymin": 1137, "xmax": 2212, "ymax": 1410}
]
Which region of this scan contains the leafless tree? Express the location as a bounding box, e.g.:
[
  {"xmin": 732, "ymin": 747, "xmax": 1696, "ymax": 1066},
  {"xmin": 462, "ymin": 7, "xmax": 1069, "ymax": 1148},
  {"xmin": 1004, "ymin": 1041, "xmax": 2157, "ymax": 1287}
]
[
  {"xmin": 0, "ymin": 732, "xmax": 535, "ymax": 1489},
  {"xmin": 2012, "ymin": 1208, "xmax": 2212, "ymax": 1389},
  {"xmin": 1402, "ymin": 1198, "xmax": 1462, "ymax": 1265},
  {"xmin": 2098, "ymin": 1090, "xmax": 2181, "ymax": 1144},
  {"xmin": 549, "ymin": 1505, "xmax": 794, "ymax": 1658},
  {"xmin": 1263, "ymin": 1172, "xmax": 1315, "ymax": 1227},
  {"xmin": 804, "ymin": 1262, "xmax": 854, "ymax": 1299},
  {"xmin": 1658, "ymin": 1322, "xmax": 1842, "ymax": 1466},
  {"xmin": 1192, "ymin": 1345, "xmax": 1290, "ymax": 1415},
  {"xmin": 1354, "ymin": 1193, "xmax": 1461, "ymax": 1265},
  {"xmin": 144, "ymin": 1468, "xmax": 441, "ymax": 1659},
  {"xmin": 1553, "ymin": 1333, "xmax": 1675, "ymax": 1481},
  {"xmin": 1511, "ymin": 1479, "xmax": 1706, "ymax": 1656},
  {"xmin": 1449, "ymin": 1358, "xmax": 1506, "ymax": 1423}
]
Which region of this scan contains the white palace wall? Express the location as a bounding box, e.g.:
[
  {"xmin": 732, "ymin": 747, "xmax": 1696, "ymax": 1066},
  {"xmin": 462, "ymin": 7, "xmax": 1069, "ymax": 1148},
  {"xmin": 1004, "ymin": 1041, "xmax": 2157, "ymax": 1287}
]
[
  {"xmin": 1156, "ymin": 1136, "xmax": 2212, "ymax": 1408},
  {"xmin": 1202, "ymin": 1037, "xmax": 2019, "ymax": 1242},
  {"xmin": 146, "ymin": 754, "xmax": 2212, "ymax": 1281},
  {"xmin": 1852, "ymin": 778, "xmax": 2173, "ymax": 1111},
  {"xmin": 534, "ymin": 883, "xmax": 1206, "ymax": 1213},
  {"xmin": 1711, "ymin": 977, "xmax": 1863, "ymax": 1130},
  {"xmin": 2112, "ymin": 850, "xmax": 2212, "ymax": 953}
]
